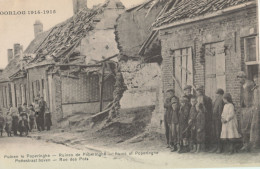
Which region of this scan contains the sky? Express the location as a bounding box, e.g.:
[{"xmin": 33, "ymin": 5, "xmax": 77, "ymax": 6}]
[{"xmin": 0, "ymin": 0, "xmax": 146, "ymax": 69}]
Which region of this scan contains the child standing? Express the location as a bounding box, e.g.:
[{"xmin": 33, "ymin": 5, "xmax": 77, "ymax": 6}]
[
  {"xmin": 18, "ymin": 113, "xmax": 29, "ymax": 136},
  {"xmin": 164, "ymin": 89, "xmax": 175, "ymax": 148},
  {"xmin": 170, "ymin": 96, "xmax": 180, "ymax": 152},
  {"xmin": 5, "ymin": 111, "xmax": 13, "ymax": 137},
  {"xmin": 179, "ymin": 96, "xmax": 191, "ymax": 153},
  {"xmin": 221, "ymin": 93, "xmax": 241, "ymax": 154},
  {"xmin": 28, "ymin": 104, "xmax": 36, "ymax": 132},
  {"xmin": 188, "ymin": 97, "xmax": 198, "ymax": 153},
  {"xmin": 196, "ymin": 103, "xmax": 206, "ymax": 153}
]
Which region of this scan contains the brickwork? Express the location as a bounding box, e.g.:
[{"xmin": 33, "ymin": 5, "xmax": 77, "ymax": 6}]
[{"xmin": 160, "ymin": 7, "xmax": 258, "ymax": 106}]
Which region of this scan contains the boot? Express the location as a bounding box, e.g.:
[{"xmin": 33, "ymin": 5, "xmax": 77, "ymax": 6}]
[
  {"xmin": 179, "ymin": 145, "xmax": 189, "ymax": 153},
  {"xmin": 209, "ymin": 145, "xmax": 217, "ymax": 153},
  {"xmin": 216, "ymin": 143, "xmax": 223, "ymax": 154},
  {"xmin": 228, "ymin": 142, "xmax": 234, "ymax": 155},
  {"xmin": 190, "ymin": 145, "xmax": 197, "ymax": 153},
  {"xmin": 177, "ymin": 144, "xmax": 181, "ymax": 153},
  {"xmin": 196, "ymin": 144, "xmax": 201, "ymax": 153},
  {"xmin": 171, "ymin": 145, "xmax": 177, "ymax": 152}
]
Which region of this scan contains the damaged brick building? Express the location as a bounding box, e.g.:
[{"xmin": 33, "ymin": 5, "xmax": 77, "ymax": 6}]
[
  {"xmin": 0, "ymin": 0, "xmax": 125, "ymax": 126},
  {"xmin": 150, "ymin": 0, "xmax": 259, "ymax": 105}
]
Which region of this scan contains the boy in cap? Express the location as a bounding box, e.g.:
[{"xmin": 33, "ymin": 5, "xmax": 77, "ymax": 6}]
[
  {"xmin": 179, "ymin": 96, "xmax": 191, "ymax": 153},
  {"xmin": 5, "ymin": 111, "xmax": 13, "ymax": 137},
  {"xmin": 188, "ymin": 96, "xmax": 198, "ymax": 153},
  {"xmin": 169, "ymin": 96, "xmax": 180, "ymax": 152},
  {"xmin": 210, "ymin": 88, "xmax": 224, "ymax": 153},
  {"xmin": 164, "ymin": 89, "xmax": 175, "ymax": 148}
]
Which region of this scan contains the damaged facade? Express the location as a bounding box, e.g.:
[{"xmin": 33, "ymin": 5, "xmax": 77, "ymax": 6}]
[
  {"xmin": 115, "ymin": 0, "xmax": 166, "ymax": 113},
  {"xmin": 0, "ymin": 0, "xmax": 125, "ymax": 125},
  {"xmin": 150, "ymin": 0, "xmax": 259, "ymax": 106}
]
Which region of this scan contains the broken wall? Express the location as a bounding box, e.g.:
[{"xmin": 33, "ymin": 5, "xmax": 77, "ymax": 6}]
[{"xmin": 79, "ymin": 7, "xmax": 124, "ymax": 64}]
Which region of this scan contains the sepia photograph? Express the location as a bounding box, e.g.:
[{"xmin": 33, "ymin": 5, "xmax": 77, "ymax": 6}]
[{"xmin": 0, "ymin": 0, "xmax": 259, "ymax": 168}]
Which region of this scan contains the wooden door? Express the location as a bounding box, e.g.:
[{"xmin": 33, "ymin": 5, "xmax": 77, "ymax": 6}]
[
  {"xmin": 205, "ymin": 41, "xmax": 225, "ymax": 101},
  {"xmin": 174, "ymin": 47, "xmax": 193, "ymax": 97}
]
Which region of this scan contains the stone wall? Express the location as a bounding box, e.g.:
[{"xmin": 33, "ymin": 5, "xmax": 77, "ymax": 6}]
[{"xmin": 119, "ymin": 59, "xmax": 163, "ymax": 110}]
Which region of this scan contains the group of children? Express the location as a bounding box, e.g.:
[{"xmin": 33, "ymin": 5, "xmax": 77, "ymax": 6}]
[
  {"xmin": 164, "ymin": 86, "xmax": 241, "ymax": 154},
  {"xmin": 0, "ymin": 97, "xmax": 51, "ymax": 137}
]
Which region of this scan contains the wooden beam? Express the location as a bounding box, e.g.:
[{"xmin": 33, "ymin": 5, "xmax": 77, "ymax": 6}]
[{"xmin": 99, "ymin": 63, "xmax": 105, "ymax": 112}]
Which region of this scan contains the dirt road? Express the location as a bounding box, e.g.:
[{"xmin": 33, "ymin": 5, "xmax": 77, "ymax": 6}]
[{"xmin": 1, "ymin": 136, "xmax": 260, "ymax": 169}]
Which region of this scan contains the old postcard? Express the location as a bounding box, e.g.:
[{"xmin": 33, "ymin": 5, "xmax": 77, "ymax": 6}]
[{"xmin": 0, "ymin": 0, "xmax": 259, "ymax": 168}]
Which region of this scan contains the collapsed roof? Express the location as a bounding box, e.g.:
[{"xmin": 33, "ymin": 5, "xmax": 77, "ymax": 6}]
[{"xmin": 153, "ymin": 0, "xmax": 255, "ymax": 28}]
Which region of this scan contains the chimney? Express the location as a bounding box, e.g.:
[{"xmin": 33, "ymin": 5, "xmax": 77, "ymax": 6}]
[
  {"xmin": 34, "ymin": 20, "xmax": 43, "ymax": 38},
  {"xmin": 73, "ymin": 0, "xmax": 88, "ymax": 14},
  {"xmin": 7, "ymin": 49, "xmax": 13, "ymax": 63},
  {"xmin": 13, "ymin": 43, "xmax": 21, "ymax": 57}
]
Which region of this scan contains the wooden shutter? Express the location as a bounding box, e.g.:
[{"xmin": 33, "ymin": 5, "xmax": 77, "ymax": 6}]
[
  {"xmin": 187, "ymin": 48, "xmax": 193, "ymax": 87},
  {"xmin": 182, "ymin": 49, "xmax": 187, "ymax": 89},
  {"xmin": 205, "ymin": 42, "xmax": 225, "ymax": 101},
  {"xmin": 174, "ymin": 49, "xmax": 182, "ymax": 97},
  {"xmin": 215, "ymin": 42, "xmax": 226, "ymax": 93}
]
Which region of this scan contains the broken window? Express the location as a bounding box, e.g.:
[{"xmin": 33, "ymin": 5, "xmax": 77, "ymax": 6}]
[{"xmin": 173, "ymin": 47, "xmax": 193, "ymax": 97}]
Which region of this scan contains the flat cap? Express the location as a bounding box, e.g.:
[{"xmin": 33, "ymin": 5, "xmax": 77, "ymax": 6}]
[
  {"xmin": 216, "ymin": 88, "xmax": 224, "ymax": 95},
  {"xmin": 237, "ymin": 71, "xmax": 247, "ymax": 78},
  {"xmin": 184, "ymin": 85, "xmax": 192, "ymax": 90}
]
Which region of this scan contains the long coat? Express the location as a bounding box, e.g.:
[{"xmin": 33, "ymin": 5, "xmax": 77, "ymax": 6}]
[
  {"xmin": 196, "ymin": 110, "xmax": 205, "ymax": 144},
  {"xmin": 179, "ymin": 103, "xmax": 191, "ymax": 139},
  {"xmin": 212, "ymin": 95, "xmax": 224, "ymax": 142},
  {"xmin": 189, "ymin": 105, "xmax": 198, "ymax": 143},
  {"xmin": 197, "ymin": 95, "xmax": 212, "ymax": 146}
]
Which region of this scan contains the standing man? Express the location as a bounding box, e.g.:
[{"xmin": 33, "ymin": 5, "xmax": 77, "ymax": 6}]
[
  {"xmin": 210, "ymin": 88, "xmax": 224, "ymax": 153},
  {"xmin": 250, "ymin": 75, "xmax": 260, "ymax": 149},
  {"xmin": 196, "ymin": 85, "xmax": 213, "ymax": 151},
  {"xmin": 183, "ymin": 85, "xmax": 193, "ymax": 102},
  {"xmin": 38, "ymin": 97, "xmax": 47, "ymax": 131},
  {"xmin": 237, "ymin": 71, "xmax": 255, "ymax": 152}
]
